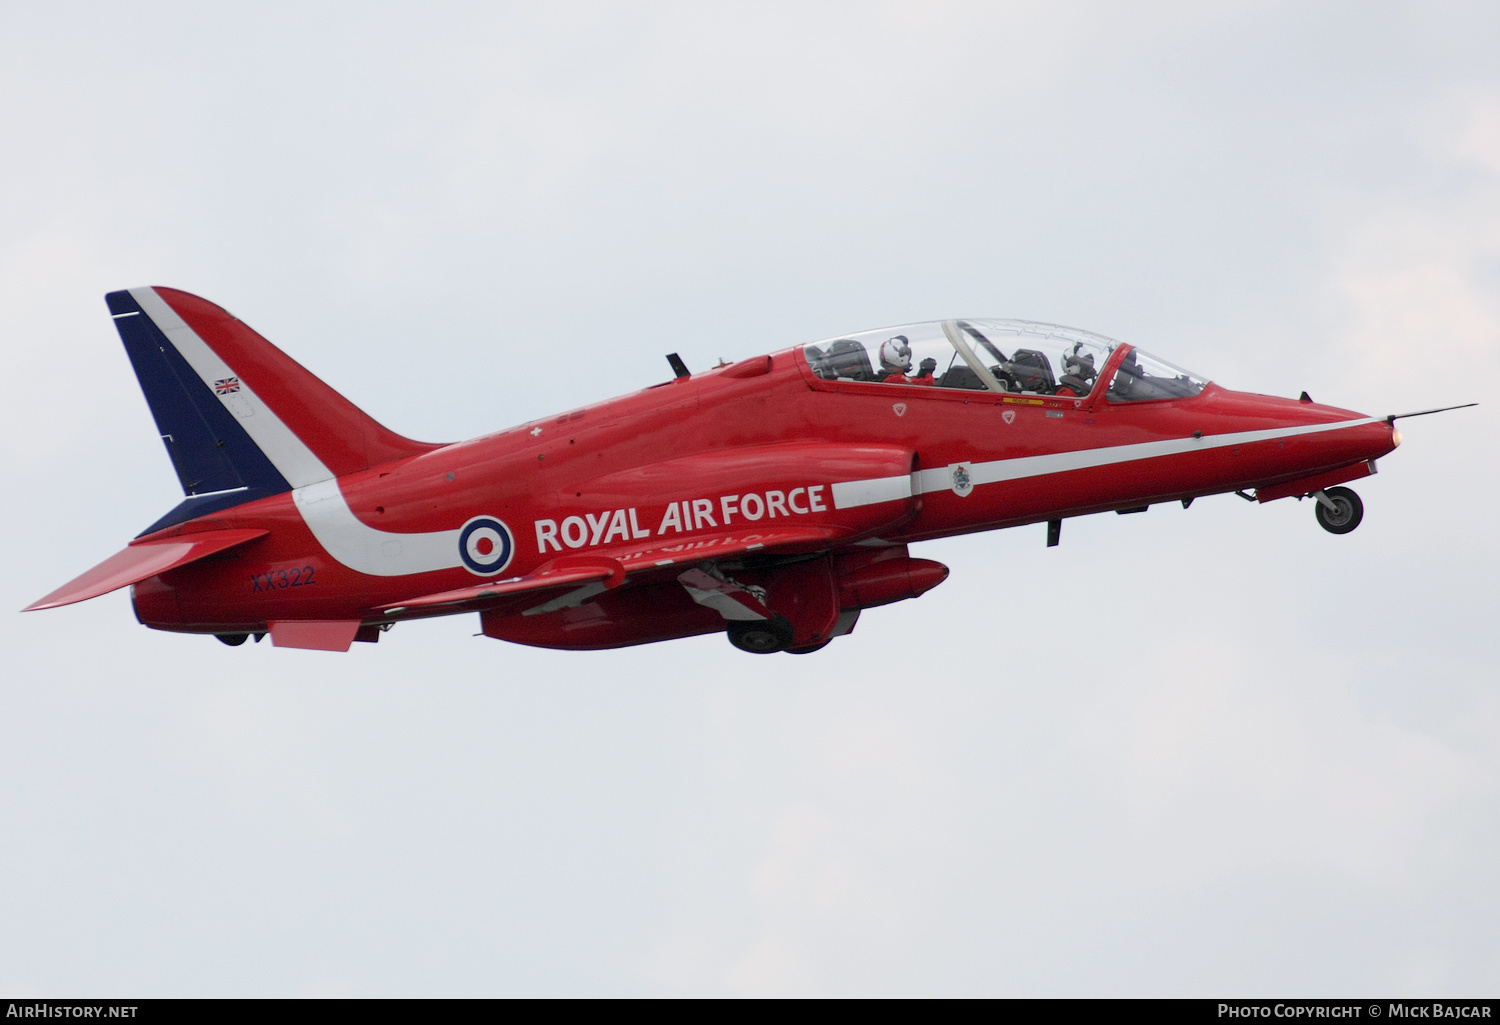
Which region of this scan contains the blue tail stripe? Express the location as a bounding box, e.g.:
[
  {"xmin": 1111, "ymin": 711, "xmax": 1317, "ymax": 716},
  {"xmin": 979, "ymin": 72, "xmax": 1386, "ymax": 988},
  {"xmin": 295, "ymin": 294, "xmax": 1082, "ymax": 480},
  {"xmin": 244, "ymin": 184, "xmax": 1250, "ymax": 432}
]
[
  {"xmin": 106, "ymin": 290, "xmax": 292, "ymax": 534},
  {"xmin": 135, "ymin": 489, "xmax": 286, "ymax": 537}
]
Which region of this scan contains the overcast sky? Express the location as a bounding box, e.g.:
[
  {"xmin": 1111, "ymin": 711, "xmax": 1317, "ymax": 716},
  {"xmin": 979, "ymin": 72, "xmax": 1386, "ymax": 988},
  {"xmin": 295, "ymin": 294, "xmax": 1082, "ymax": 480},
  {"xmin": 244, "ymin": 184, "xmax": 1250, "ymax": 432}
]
[{"xmin": 2, "ymin": 1, "xmax": 1498, "ymax": 997}]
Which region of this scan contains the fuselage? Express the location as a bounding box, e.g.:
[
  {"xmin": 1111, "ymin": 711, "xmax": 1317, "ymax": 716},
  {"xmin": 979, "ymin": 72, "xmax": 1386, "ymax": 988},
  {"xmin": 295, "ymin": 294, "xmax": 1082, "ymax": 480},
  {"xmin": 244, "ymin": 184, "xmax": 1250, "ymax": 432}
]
[{"xmin": 130, "ymin": 340, "xmax": 1397, "ymax": 637}]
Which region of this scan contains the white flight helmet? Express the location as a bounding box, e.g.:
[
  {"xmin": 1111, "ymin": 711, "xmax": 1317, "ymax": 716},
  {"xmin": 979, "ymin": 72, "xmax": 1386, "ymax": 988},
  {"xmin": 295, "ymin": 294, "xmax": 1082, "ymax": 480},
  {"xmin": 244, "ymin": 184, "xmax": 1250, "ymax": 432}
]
[
  {"xmin": 880, "ymin": 335, "xmax": 913, "ymax": 372},
  {"xmin": 1064, "ymin": 343, "xmax": 1097, "ymax": 381}
]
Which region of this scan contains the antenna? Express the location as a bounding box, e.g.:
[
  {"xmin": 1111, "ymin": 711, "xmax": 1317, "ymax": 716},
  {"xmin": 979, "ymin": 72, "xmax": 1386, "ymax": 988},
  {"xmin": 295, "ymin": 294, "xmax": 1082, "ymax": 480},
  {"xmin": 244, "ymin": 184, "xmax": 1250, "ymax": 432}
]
[{"xmin": 1386, "ymin": 402, "xmax": 1477, "ymax": 423}]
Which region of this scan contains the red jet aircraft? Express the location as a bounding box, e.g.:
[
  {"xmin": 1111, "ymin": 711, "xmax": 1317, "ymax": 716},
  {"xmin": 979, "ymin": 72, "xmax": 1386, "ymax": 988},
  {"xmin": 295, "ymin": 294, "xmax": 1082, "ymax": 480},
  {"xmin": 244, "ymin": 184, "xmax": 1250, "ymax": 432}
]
[{"xmin": 25, "ymin": 288, "xmax": 1471, "ymax": 653}]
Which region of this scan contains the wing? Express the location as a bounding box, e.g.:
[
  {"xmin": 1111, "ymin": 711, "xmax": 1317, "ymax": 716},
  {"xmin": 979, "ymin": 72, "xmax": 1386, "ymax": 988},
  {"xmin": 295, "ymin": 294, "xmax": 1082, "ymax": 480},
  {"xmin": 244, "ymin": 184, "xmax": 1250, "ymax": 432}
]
[
  {"xmin": 379, "ymin": 525, "xmax": 841, "ymax": 617},
  {"xmin": 380, "ymin": 557, "xmax": 626, "ymax": 616},
  {"xmin": 606, "ymin": 523, "xmax": 842, "ymax": 571}
]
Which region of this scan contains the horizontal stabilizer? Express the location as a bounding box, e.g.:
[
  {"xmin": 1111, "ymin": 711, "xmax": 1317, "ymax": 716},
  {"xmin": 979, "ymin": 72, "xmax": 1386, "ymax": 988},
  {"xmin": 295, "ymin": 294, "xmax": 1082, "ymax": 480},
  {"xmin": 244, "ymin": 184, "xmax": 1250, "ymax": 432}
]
[{"xmin": 23, "ymin": 529, "xmax": 268, "ymax": 611}]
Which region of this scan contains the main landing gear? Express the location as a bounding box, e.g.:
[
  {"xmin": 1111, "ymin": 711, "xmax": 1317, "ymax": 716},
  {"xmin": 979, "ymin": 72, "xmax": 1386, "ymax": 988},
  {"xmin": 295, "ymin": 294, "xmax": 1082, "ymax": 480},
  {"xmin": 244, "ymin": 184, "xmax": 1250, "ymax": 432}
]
[
  {"xmin": 1313, "ymin": 486, "xmax": 1363, "ymax": 534},
  {"xmin": 727, "ymin": 616, "xmax": 795, "ymax": 654},
  {"xmin": 215, "ymin": 631, "xmax": 266, "ymax": 646},
  {"xmin": 726, "ymin": 618, "xmax": 838, "ymax": 654}
]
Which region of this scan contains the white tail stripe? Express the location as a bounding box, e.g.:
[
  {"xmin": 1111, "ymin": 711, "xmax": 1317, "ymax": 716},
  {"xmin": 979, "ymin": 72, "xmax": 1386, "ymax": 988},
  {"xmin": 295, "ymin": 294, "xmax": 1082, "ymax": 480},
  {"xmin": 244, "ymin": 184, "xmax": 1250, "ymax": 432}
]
[
  {"xmin": 294, "ymin": 479, "xmax": 464, "ymax": 577},
  {"xmin": 834, "ymin": 417, "xmax": 1380, "ymax": 508},
  {"xmin": 129, "ymin": 287, "xmax": 333, "ymax": 489}
]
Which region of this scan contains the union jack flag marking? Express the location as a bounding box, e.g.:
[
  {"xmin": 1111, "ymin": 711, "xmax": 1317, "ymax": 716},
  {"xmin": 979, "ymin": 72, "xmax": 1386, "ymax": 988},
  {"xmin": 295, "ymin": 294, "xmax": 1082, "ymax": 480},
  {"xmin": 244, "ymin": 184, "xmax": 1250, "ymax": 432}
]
[{"xmin": 214, "ymin": 377, "xmax": 241, "ymax": 395}]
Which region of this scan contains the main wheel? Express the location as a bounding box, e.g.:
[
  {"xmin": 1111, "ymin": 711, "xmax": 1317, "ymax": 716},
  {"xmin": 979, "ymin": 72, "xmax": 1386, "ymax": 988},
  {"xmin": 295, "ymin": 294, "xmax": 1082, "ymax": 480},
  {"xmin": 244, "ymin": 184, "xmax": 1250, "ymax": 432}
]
[
  {"xmin": 1314, "ymin": 486, "xmax": 1363, "ymax": 534},
  {"xmin": 216, "ymin": 633, "xmax": 249, "ymax": 646},
  {"xmin": 727, "ymin": 617, "xmax": 794, "ymax": 654}
]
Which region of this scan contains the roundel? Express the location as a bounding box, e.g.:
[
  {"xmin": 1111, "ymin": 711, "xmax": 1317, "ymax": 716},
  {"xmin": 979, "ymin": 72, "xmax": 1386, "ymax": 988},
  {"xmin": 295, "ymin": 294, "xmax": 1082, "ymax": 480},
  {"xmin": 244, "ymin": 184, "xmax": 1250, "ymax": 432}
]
[{"xmin": 457, "ymin": 516, "xmax": 515, "ymax": 576}]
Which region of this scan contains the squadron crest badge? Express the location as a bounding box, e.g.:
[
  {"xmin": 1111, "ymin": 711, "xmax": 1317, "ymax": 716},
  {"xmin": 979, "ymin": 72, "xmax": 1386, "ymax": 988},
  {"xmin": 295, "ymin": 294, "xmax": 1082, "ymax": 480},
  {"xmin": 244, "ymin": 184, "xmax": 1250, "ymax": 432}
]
[{"xmin": 950, "ymin": 462, "xmax": 974, "ymax": 498}]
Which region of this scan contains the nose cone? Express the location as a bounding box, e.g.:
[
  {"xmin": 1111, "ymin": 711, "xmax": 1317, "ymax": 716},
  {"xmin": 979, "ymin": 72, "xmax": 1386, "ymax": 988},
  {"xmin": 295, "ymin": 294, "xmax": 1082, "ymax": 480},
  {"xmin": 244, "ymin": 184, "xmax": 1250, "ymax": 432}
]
[
  {"xmin": 1343, "ymin": 416, "xmax": 1400, "ymax": 462},
  {"xmin": 1293, "ymin": 399, "xmax": 1399, "ymax": 464},
  {"xmin": 1206, "ymin": 386, "xmax": 1400, "ymax": 467}
]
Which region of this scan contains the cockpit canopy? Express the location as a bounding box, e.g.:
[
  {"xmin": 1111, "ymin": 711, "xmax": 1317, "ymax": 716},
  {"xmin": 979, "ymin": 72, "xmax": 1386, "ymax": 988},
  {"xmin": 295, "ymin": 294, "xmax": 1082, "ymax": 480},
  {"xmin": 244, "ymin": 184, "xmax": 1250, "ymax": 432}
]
[
  {"xmin": 1106, "ymin": 347, "xmax": 1210, "ymax": 402},
  {"xmin": 801, "ymin": 319, "xmax": 1208, "ymax": 402}
]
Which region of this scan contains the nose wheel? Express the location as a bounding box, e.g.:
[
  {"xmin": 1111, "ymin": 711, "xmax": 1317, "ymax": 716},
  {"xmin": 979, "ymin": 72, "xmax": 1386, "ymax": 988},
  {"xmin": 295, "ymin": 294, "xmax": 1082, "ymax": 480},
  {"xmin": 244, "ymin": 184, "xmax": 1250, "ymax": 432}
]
[{"xmin": 1313, "ymin": 486, "xmax": 1363, "ymax": 534}]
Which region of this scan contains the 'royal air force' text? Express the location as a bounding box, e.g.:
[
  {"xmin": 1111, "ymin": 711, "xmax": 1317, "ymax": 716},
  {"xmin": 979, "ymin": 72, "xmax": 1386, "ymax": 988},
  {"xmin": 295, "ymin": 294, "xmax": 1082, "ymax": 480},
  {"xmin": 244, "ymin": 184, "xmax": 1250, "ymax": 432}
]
[{"xmin": 534, "ymin": 487, "xmax": 829, "ymax": 554}]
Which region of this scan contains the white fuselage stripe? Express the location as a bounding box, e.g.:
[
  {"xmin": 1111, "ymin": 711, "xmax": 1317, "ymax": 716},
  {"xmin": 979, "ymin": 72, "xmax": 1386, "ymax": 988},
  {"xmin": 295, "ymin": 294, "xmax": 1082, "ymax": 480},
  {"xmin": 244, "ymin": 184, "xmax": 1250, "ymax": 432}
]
[
  {"xmin": 830, "ymin": 474, "xmax": 913, "ymax": 510},
  {"xmin": 293, "ymin": 479, "xmax": 464, "ymax": 577},
  {"xmin": 304, "ymin": 417, "xmax": 1379, "ymax": 577},
  {"xmin": 130, "ymin": 287, "xmax": 333, "ymax": 489},
  {"xmin": 833, "ymin": 417, "xmax": 1380, "ymax": 509}
]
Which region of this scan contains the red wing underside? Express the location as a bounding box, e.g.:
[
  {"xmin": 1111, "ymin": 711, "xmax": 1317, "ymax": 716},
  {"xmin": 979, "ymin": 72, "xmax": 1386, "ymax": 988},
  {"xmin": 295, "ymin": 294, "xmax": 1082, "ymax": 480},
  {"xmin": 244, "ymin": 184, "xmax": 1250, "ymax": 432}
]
[
  {"xmin": 24, "ymin": 529, "xmax": 269, "ymax": 611},
  {"xmin": 609, "ymin": 524, "xmax": 843, "ymax": 570},
  {"xmin": 380, "ymin": 562, "xmax": 624, "ymax": 615},
  {"xmin": 379, "ymin": 525, "xmax": 843, "ymax": 617}
]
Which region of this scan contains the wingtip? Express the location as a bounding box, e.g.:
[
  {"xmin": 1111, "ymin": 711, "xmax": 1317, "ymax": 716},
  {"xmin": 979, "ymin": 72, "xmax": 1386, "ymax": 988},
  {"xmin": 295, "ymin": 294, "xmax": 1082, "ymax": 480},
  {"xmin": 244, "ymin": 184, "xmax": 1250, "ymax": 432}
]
[
  {"xmin": 21, "ymin": 592, "xmax": 86, "ymax": 613},
  {"xmin": 20, "ymin": 593, "xmax": 97, "ymax": 612}
]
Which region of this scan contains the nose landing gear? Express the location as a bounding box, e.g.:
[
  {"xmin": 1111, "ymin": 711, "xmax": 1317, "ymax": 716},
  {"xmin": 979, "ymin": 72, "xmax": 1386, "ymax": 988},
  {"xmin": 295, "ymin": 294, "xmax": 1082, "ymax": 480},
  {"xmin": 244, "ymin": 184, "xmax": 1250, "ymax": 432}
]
[{"xmin": 1313, "ymin": 486, "xmax": 1363, "ymax": 534}]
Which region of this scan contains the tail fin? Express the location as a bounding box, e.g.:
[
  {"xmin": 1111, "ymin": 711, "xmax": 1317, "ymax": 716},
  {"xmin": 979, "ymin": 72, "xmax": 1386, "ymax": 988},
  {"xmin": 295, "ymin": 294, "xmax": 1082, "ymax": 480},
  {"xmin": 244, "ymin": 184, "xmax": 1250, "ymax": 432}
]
[{"xmin": 107, "ymin": 287, "xmax": 441, "ymax": 534}]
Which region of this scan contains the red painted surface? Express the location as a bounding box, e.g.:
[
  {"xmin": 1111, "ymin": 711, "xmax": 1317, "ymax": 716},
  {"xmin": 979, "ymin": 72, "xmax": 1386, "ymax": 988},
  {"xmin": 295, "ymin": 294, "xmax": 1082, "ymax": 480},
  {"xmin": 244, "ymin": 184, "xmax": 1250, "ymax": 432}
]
[
  {"xmin": 158, "ymin": 288, "xmax": 441, "ymax": 475},
  {"xmin": 268, "ymin": 619, "xmax": 362, "ymax": 652},
  {"xmin": 31, "ymin": 292, "xmax": 1408, "ymax": 652},
  {"xmin": 1255, "ymin": 461, "xmax": 1375, "ymax": 503},
  {"xmin": 837, "ymin": 553, "xmax": 950, "ymax": 610},
  {"xmin": 24, "ymin": 529, "xmax": 267, "ymax": 611}
]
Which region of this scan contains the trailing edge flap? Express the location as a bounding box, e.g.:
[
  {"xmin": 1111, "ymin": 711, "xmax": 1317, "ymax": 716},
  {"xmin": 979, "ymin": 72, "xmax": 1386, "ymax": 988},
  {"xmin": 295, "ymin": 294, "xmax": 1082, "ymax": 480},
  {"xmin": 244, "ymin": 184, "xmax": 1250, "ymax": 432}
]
[
  {"xmin": 381, "ymin": 526, "xmax": 841, "ymax": 615},
  {"xmin": 23, "ymin": 529, "xmax": 269, "ymax": 611},
  {"xmin": 382, "ymin": 558, "xmax": 627, "ymax": 614}
]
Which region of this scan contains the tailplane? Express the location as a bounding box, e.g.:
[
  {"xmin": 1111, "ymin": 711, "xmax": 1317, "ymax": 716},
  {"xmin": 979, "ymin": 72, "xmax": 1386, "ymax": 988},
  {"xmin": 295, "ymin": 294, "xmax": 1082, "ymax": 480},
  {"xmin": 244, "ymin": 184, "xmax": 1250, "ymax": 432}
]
[{"xmin": 108, "ymin": 287, "xmax": 440, "ymax": 534}]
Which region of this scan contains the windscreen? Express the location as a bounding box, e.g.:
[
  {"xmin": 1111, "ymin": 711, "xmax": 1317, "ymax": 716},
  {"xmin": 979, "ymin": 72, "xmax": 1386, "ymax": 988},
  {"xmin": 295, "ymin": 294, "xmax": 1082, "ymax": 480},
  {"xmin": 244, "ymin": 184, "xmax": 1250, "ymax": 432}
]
[{"xmin": 1106, "ymin": 348, "xmax": 1210, "ymax": 402}]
